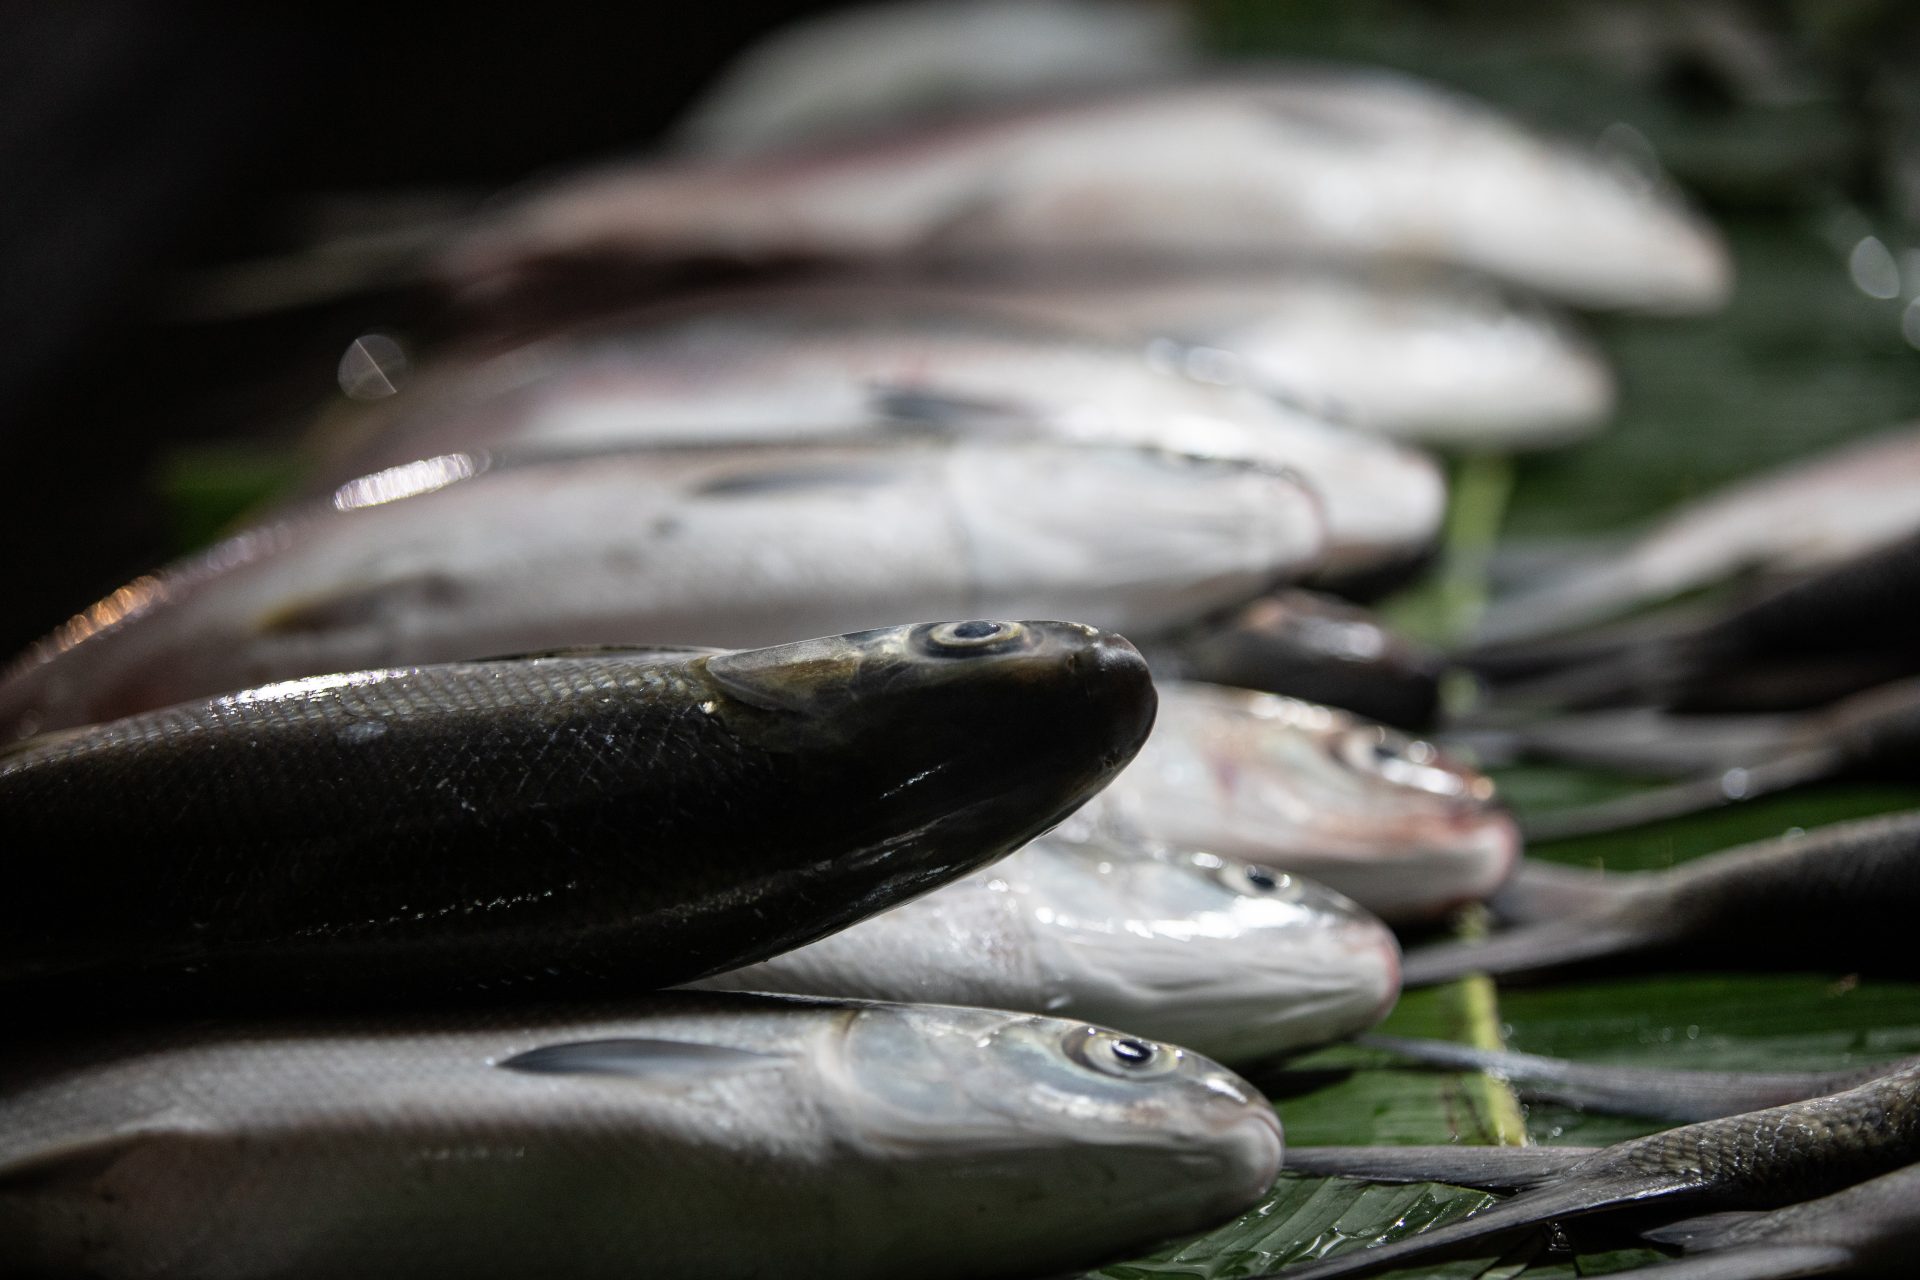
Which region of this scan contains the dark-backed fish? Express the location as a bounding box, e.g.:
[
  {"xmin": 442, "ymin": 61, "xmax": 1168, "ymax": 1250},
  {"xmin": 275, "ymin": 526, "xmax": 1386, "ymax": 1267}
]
[
  {"xmin": 1262, "ymin": 1061, "xmax": 1920, "ymax": 1279},
  {"xmin": 1401, "ymin": 810, "xmax": 1920, "ymax": 987},
  {"xmin": 0, "ymin": 993, "xmax": 1282, "ymax": 1279},
  {"xmin": 0, "ymin": 440, "xmax": 1312, "ymax": 739},
  {"xmin": 0, "ymin": 621, "xmax": 1154, "ymax": 1011}
]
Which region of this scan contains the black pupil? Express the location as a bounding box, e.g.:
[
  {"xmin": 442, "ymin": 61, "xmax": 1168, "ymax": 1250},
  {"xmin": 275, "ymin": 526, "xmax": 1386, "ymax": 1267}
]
[
  {"xmin": 1244, "ymin": 865, "xmax": 1279, "ymax": 891},
  {"xmin": 1111, "ymin": 1038, "xmax": 1156, "ymax": 1066},
  {"xmin": 951, "ymin": 620, "xmax": 1001, "ymax": 640},
  {"xmin": 1372, "ymin": 741, "xmax": 1400, "ymax": 764}
]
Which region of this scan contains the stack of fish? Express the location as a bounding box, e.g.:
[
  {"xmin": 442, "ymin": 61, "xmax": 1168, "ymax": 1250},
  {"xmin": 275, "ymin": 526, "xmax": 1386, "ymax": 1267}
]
[{"xmin": 19, "ymin": 0, "xmax": 1882, "ymax": 1276}]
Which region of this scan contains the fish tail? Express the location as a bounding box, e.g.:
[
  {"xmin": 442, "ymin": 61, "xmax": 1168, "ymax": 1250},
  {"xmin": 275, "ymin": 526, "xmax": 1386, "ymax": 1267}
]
[
  {"xmin": 1282, "ymin": 1142, "xmax": 1596, "ymax": 1189},
  {"xmin": 1472, "ymin": 560, "xmax": 1654, "ymax": 648},
  {"xmin": 1586, "ymin": 1244, "xmax": 1855, "ymax": 1280},
  {"xmin": 1486, "ymin": 859, "xmax": 1626, "ymax": 925},
  {"xmin": 1399, "ymin": 914, "xmax": 1654, "ymax": 987},
  {"xmin": 1516, "ymin": 746, "xmax": 1841, "ymax": 842}
]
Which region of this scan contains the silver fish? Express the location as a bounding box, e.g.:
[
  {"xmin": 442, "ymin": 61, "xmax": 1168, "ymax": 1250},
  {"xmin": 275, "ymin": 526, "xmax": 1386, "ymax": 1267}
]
[
  {"xmin": 1092, "ymin": 681, "xmax": 1518, "ymax": 923},
  {"xmin": 438, "ymin": 72, "xmax": 1731, "ymax": 315},
  {"xmin": 0, "ymin": 993, "xmax": 1284, "ymax": 1279},
  {"xmin": 305, "ymin": 287, "xmax": 1443, "ymax": 575},
  {"xmin": 673, "ymin": 0, "xmax": 1195, "ymax": 156},
  {"xmin": 912, "ymin": 267, "xmax": 1616, "ymax": 448},
  {"xmin": 0, "ymin": 440, "xmax": 1321, "ymax": 739},
  {"xmin": 692, "ymin": 827, "xmax": 1401, "ymax": 1063},
  {"xmin": 1477, "ymin": 423, "xmax": 1920, "ymax": 646}
]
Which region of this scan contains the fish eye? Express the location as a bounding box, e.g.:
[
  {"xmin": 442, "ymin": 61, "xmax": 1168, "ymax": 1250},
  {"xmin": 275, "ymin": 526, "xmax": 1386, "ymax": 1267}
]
[
  {"xmin": 1334, "ymin": 726, "xmax": 1467, "ymax": 798},
  {"xmin": 918, "ymin": 620, "xmax": 1027, "ymax": 655},
  {"xmin": 1062, "ymin": 1026, "xmax": 1182, "ymax": 1079},
  {"xmin": 1217, "ymin": 859, "xmax": 1295, "ymax": 897}
]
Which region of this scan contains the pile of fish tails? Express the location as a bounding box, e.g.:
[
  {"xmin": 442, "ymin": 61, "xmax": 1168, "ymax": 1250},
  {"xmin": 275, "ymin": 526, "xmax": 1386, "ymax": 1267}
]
[{"xmin": 5, "ymin": 0, "xmax": 1844, "ymax": 1275}]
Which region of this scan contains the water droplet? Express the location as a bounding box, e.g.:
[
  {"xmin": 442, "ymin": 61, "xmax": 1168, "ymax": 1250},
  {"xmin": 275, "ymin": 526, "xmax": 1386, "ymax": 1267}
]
[{"xmin": 1848, "ymin": 236, "xmax": 1901, "ymax": 299}]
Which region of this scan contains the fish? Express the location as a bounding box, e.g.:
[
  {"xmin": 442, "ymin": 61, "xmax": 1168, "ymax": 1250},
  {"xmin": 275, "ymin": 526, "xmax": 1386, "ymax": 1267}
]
[
  {"xmin": 302, "ymin": 286, "xmax": 1444, "ymax": 577},
  {"xmin": 0, "ymin": 992, "xmax": 1283, "ymax": 1279},
  {"xmin": 1358, "ymin": 1034, "xmax": 1920, "ymax": 1123},
  {"xmin": 1145, "ymin": 589, "xmax": 1445, "ymax": 729},
  {"xmin": 691, "ymin": 826, "xmax": 1401, "ymax": 1063},
  {"xmin": 1507, "ymin": 676, "xmax": 1920, "ymax": 841},
  {"xmin": 1470, "ymin": 526, "xmax": 1920, "ymax": 714},
  {"xmin": 911, "ymin": 266, "xmax": 1616, "ymax": 448},
  {"xmin": 1400, "ymin": 809, "xmax": 1920, "ymax": 987},
  {"xmin": 435, "ymin": 72, "xmax": 1731, "ymax": 317},
  {"xmin": 672, "ymin": 0, "xmax": 1195, "ymax": 156},
  {"xmin": 0, "ymin": 440, "xmax": 1317, "ymax": 739},
  {"xmin": 1259, "ymin": 1061, "xmax": 1920, "ymax": 1280},
  {"xmin": 0, "ymin": 620, "xmax": 1155, "ymax": 1011},
  {"xmin": 1092, "ymin": 681, "xmax": 1517, "ymax": 923},
  {"xmin": 1475, "ymin": 424, "xmax": 1920, "ymax": 646},
  {"xmin": 1627, "ymin": 1162, "xmax": 1920, "ymax": 1279}
]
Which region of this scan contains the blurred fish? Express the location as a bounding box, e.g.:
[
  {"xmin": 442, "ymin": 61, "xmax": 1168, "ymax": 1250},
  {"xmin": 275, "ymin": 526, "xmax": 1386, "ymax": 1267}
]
[
  {"xmin": 920, "ymin": 267, "xmax": 1616, "ymax": 448},
  {"xmin": 1093, "ymin": 682, "xmax": 1517, "ymax": 923},
  {"xmin": 673, "ymin": 0, "xmax": 1194, "ymax": 156},
  {"xmin": 0, "ymin": 621, "xmax": 1154, "ymax": 1010},
  {"xmin": 1476, "ymin": 425, "xmax": 1920, "ymax": 646},
  {"xmin": 1267, "ymin": 1061, "xmax": 1920, "ymax": 1280},
  {"xmin": 693, "ymin": 827, "xmax": 1401, "ymax": 1063},
  {"xmin": 1631, "ymin": 1163, "xmax": 1920, "ymax": 1280},
  {"xmin": 0, "ymin": 440, "xmax": 1316, "ymax": 739},
  {"xmin": 1146, "ymin": 589, "xmax": 1445, "ymax": 729},
  {"xmin": 0, "ymin": 993, "xmax": 1282, "ymax": 1279},
  {"xmin": 303, "ymin": 288, "xmax": 1443, "ymax": 577},
  {"xmin": 437, "ymin": 72, "xmax": 1732, "ymax": 316},
  {"xmin": 1401, "ymin": 810, "xmax": 1920, "ymax": 987},
  {"xmin": 1506, "ymin": 677, "xmax": 1920, "ymax": 841},
  {"xmin": 1359, "ymin": 1034, "xmax": 1920, "ymax": 1123}
]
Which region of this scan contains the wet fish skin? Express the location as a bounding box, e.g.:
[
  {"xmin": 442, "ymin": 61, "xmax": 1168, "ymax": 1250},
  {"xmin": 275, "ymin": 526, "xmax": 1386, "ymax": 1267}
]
[
  {"xmin": 1630, "ymin": 1162, "xmax": 1920, "ymax": 1279},
  {"xmin": 1477, "ymin": 424, "xmax": 1920, "ymax": 647},
  {"xmin": 1255, "ymin": 1062, "xmax": 1920, "ymax": 1280},
  {"xmin": 0, "ymin": 620, "xmax": 1155, "ymax": 1011},
  {"xmin": 1359, "ymin": 1035, "xmax": 1920, "ymax": 1123},
  {"xmin": 435, "ymin": 72, "xmax": 1730, "ymax": 316},
  {"xmin": 301, "ymin": 286, "xmax": 1441, "ymax": 576},
  {"xmin": 691, "ymin": 827, "xmax": 1401, "ymax": 1063},
  {"xmin": 1402, "ymin": 810, "xmax": 1920, "ymax": 987},
  {"xmin": 0, "ymin": 992, "xmax": 1284, "ymax": 1280},
  {"xmin": 0, "ymin": 439, "xmax": 1312, "ymax": 739},
  {"xmin": 1096, "ymin": 681, "xmax": 1517, "ymax": 923},
  {"xmin": 1147, "ymin": 589, "xmax": 1444, "ymax": 729}
]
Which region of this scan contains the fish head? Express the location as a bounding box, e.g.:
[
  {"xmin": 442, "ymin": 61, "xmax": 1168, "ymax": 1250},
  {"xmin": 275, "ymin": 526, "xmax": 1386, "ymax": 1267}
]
[
  {"xmin": 691, "ymin": 618, "xmax": 1156, "ymax": 899},
  {"xmin": 818, "ymin": 1000, "xmax": 1282, "ymax": 1262},
  {"xmin": 1008, "ymin": 837, "xmax": 1402, "ymax": 1061},
  {"xmin": 1110, "ymin": 682, "xmax": 1518, "ymax": 921},
  {"xmin": 945, "ymin": 444, "xmax": 1327, "ymax": 633}
]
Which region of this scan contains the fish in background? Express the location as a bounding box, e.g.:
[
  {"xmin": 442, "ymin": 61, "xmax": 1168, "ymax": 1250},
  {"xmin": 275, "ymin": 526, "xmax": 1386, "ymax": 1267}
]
[
  {"xmin": 1474, "ymin": 423, "xmax": 1920, "ymax": 647},
  {"xmin": 436, "ymin": 71, "xmax": 1732, "ymax": 319},
  {"xmin": 302, "ymin": 287, "xmax": 1447, "ymax": 577},
  {"xmin": 1267, "ymin": 1061, "xmax": 1920, "ymax": 1280},
  {"xmin": 0, "ymin": 621, "xmax": 1154, "ymax": 1011},
  {"xmin": 672, "ymin": 0, "xmax": 1195, "ymax": 157},
  {"xmin": 1093, "ymin": 681, "xmax": 1518, "ymax": 924},
  {"xmin": 1146, "ymin": 589, "xmax": 1446, "ymax": 729},
  {"xmin": 910, "ymin": 267, "xmax": 1617, "ymax": 448},
  {"xmin": 0, "ymin": 994, "xmax": 1283, "ymax": 1280},
  {"xmin": 0, "ymin": 440, "xmax": 1319, "ymax": 740},
  {"xmin": 1401, "ymin": 810, "xmax": 1920, "ymax": 987},
  {"xmin": 693, "ymin": 824, "xmax": 1401, "ymax": 1063}
]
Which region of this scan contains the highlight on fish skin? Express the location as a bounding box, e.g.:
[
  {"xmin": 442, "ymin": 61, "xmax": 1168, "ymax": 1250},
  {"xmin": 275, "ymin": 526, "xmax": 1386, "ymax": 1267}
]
[
  {"xmin": 0, "ymin": 620, "xmax": 1156, "ymax": 1011},
  {"xmin": 0, "ymin": 993, "xmax": 1284, "ymax": 1280}
]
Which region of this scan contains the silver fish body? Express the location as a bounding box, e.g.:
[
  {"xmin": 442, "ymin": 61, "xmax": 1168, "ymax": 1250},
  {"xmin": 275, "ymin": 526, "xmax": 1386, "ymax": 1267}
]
[
  {"xmin": 440, "ymin": 72, "xmax": 1730, "ymax": 315},
  {"xmin": 0, "ymin": 994, "xmax": 1283, "ymax": 1280},
  {"xmin": 0, "ymin": 440, "xmax": 1317, "ymax": 739},
  {"xmin": 1478, "ymin": 424, "xmax": 1920, "ymax": 646},
  {"xmin": 692, "ymin": 827, "xmax": 1401, "ymax": 1062},
  {"xmin": 305, "ymin": 288, "xmax": 1441, "ymax": 574},
  {"xmin": 1093, "ymin": 681, "xmax": 1518, "ymax": 922},
  {"xmin": 915, "ymin": 268, "xmax": 1616, "ymax": 448}
]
